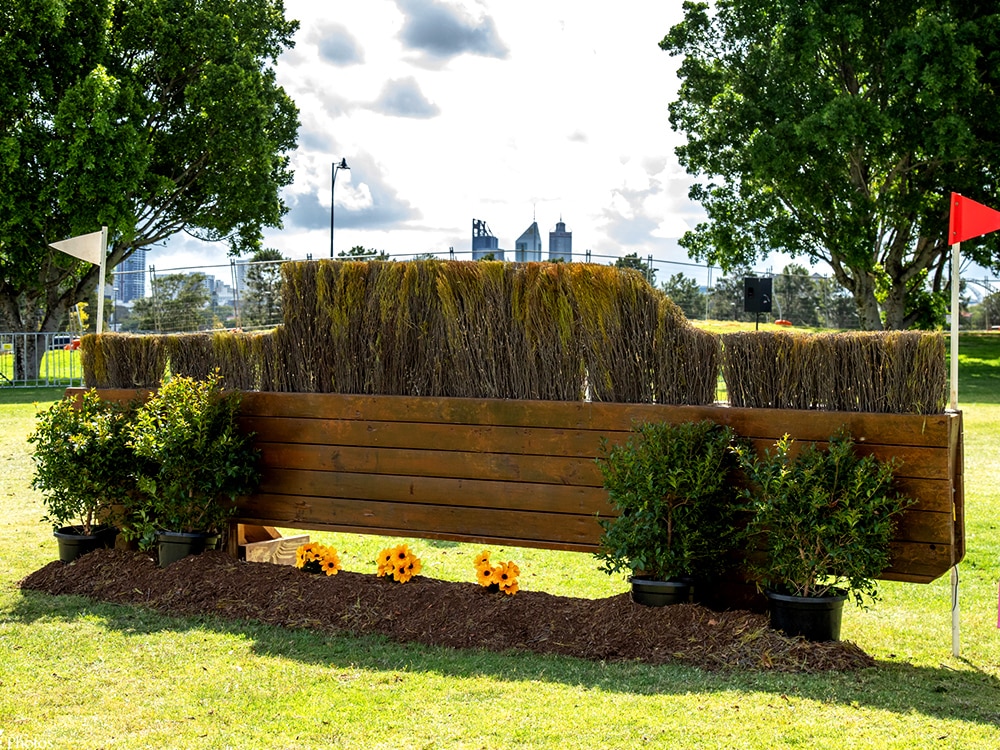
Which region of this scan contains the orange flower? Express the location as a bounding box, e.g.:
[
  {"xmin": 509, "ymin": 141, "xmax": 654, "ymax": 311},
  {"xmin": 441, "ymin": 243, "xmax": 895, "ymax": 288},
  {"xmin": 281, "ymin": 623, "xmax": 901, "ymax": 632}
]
[
  {"xmin": 376, "ymin": 546, "xmax": 395, "ymax": 577},
  {"xmin": 378, "ymin": 544, "xmax": 421, "ymax": 583},
  {"xmin": 474, "ymin": 550, "xmax": 492, "ymax": 571},
  {"xmin": 476, "ymin": 565, "xmax": 497, "ymax": 587},
  {"xmin": 296, "ymin": 542, "xmax": 342, "ymax": 576},
  {"xmin": 496, "ymin": 562, "xmax": 520, "ymax": 595}
]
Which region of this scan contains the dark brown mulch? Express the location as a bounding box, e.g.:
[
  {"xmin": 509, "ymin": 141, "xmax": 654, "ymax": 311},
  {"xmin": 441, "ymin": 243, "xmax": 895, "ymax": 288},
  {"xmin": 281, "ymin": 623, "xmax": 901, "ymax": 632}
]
[{"xmin": 19, "ymin": 549, "xmax": 875, "ymax": 673}]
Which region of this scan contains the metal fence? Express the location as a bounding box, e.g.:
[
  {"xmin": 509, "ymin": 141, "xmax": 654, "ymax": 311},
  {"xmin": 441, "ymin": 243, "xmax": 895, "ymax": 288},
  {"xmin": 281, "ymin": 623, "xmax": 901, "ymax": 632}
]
[
  {"xmin": 0, "ymin": 332, "xmax": 84, "ymax": 388},
  {"xmin": 7, "ymin": 251, "xmax": 1000, "ymax": 385},
  {"xmin": 123, "ymin": 251, "xmax": 1000, "ymax": 332}
]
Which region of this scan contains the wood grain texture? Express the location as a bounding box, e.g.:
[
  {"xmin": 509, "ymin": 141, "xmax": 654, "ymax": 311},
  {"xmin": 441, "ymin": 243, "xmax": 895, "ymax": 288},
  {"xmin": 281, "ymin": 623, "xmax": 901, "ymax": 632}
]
[{"xmin": 74, "ymin": 389, "xmax": 964, "ymax": 586}]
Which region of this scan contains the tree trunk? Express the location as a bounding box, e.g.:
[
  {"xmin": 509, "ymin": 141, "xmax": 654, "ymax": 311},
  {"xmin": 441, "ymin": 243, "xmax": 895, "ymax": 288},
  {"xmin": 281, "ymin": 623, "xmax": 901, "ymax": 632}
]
[
  {"xmin": 13, "ymin": 335, "xmax": 43, "ymax": 382},
  {"xmin": 849, "ymin": 275, "xmax": 884, "ymax": 331},
  {"xmin": 881, "ymin": 278, "xmax": 907, "ymax": 330}
]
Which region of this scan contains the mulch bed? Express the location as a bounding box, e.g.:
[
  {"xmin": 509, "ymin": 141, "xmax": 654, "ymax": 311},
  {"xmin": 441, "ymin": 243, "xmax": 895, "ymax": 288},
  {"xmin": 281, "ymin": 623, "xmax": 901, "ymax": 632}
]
[{"xmin": 20, "ymin": 549, "xmax": 875, "ymax": 672}]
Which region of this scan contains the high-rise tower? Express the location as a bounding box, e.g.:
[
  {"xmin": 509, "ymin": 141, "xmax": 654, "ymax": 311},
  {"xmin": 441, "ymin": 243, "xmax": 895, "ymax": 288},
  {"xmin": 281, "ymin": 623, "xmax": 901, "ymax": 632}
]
[
  {"xmin": 514, "ymin": 221, "xmax": 543, "ymax": 263},
  {"xmin": 549, "ymin": 219, "xmax": 572, "ymax": 262},
  {"xmin": 472, "ymin": 219, "xmax": 502, "ymax": 260}
]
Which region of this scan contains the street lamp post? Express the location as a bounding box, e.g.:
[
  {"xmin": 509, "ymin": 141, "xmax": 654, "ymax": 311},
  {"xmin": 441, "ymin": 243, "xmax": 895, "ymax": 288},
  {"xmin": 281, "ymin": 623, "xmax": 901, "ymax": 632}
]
[{"xmin": 330, "ymin": 158, "xmax": 350, "ymax": 258}]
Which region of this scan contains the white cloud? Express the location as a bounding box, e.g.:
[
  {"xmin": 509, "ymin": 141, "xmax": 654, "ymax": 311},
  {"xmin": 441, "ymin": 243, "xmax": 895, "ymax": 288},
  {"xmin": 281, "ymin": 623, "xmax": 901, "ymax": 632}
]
[
  {"xmin": 370, "ymin": 77, "xmax": 441, "ymax": 118},
  {"xmin": 311, "ymin": 22, "xmax": 365, "ymax": 66},
  {"xmin": 396, "ymin": 0, "xmax": 508, "ymax": 64}
]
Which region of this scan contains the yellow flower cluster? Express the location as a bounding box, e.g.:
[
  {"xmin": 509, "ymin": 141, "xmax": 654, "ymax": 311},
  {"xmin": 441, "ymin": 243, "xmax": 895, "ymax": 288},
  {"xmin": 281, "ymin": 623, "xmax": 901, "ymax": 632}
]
[
  {"xmin": 377, "ymin": 543, "xmax": 422, "ymax": 583},
  {"xmin": 295, "ymin": 542, "xmax": 342, "ymax": 576},
  {"xmin": 474, "ymin": 550, "xmax": 520, "ymax": 595}
]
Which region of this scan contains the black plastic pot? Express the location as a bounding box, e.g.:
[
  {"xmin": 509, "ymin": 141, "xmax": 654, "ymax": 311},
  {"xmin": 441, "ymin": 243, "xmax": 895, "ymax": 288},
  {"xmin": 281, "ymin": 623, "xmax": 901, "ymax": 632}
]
[
  {"xmin": 156, "ymin": 531, "xmax": 219, "ymax": 568},
  {"xmin": 629, "ymin": 577, "xmax": 692, "ymax": 606},
  {"xmin": 766, "ymin": 590, "xmax": 848, "ymax": 641},
  {"xmin": 54, "ymin": 525, "xmax": 118, "ymax": 563}
]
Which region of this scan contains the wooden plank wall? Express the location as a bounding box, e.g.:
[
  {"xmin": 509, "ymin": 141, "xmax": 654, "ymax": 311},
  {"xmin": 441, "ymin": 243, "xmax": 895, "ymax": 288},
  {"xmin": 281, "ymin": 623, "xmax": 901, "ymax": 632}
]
[{"xmin": 232, "ymin": 392, "xmax": 964, "ymax": 585}]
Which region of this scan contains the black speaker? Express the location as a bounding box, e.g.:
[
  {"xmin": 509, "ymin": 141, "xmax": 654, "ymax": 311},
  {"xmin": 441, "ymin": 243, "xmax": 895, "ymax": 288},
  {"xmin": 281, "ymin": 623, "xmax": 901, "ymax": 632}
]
[{"xmin": 744, "ymin": 277, "xmax": 772, "ymax": 313}]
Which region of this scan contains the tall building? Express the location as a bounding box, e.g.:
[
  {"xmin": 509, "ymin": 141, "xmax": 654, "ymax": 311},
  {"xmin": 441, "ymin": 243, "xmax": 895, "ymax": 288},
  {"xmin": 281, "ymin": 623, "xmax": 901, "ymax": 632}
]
[
  {"xmin": 233, "ymin": 258, "xmax": 250, "ymax": 296},
  {"xmin": 549, "ymin": 219, "xmax": 572, "ymax": 262},
  {"xmin": 472, "ymin": 219, "xmax": 503, "ymax": 260},
  {"xmin": 116, "ymin": 248, "xmax": 147, "ymax": 302},
  {"xmin": 514, "ymin": 221, "xmax": 543, "ymax": 263}
]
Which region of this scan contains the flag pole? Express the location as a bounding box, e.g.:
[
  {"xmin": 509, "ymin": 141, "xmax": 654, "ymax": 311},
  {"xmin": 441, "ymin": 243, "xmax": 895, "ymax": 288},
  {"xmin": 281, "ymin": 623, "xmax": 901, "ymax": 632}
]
[
  {"xmin": 950, "ymin": 238, "xmax": 960, "ymax": 658},
  {"xmin": 950, "ymin": 241, "xmax": 959, "ymax": 411},
  {"xmin": 95, "ymin": 226, "xmax": 107, "ymax": 335}
]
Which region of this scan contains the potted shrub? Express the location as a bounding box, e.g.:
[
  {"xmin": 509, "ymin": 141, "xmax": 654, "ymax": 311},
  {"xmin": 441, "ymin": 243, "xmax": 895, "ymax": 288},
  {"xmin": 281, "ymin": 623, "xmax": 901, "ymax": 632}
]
[
  {"xmin": 127, "ymin": 371, "xmax": 260, "ymax": 566},
  {"xmin": 595, "ymin": 420, "xmax": 739, "ymax": 606},
  {"xmin": 28, "ymin": 390, "xmax": 139, "ymax": 562},
  {"xmin": 734, "ymin": 431, "xmax": 914, "ymax": 641}
]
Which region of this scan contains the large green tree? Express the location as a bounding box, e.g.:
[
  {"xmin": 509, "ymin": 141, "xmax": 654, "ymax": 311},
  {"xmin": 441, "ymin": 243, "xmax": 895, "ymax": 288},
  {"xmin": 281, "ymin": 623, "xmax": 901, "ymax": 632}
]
[
  {"xmin": 125, "ymin": 272, "xmax": 210, "ymax": 333},
  {"xmin": 0, "ymin": 0, "xmax": 299, "ymax": 374},
  {"xmin": 662, "ymin": 0, "xmax": 1000, "ymax": 330},
  {"xmin": 613, "ymin": 252, "xmax": 657, "ymax": 285},
  {"xmin": 773, "ymin": 264, "xmax": 821, "ymax": 327},
  {"xmin": 661, "ymin": 272, "xmax": 705, "ymax": 319}
]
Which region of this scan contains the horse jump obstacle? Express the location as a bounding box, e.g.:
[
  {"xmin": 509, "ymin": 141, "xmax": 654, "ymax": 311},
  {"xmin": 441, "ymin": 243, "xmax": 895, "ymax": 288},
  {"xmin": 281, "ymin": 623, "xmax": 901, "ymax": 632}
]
[{"xmin": 74, "ymin": 388, "xmax": 964, "ymax": 606}]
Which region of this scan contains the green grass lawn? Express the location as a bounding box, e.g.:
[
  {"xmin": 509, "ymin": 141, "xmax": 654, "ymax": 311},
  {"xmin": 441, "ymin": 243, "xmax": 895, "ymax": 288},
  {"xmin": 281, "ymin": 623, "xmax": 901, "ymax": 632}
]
[{"xmin": 2, "ymin": 340, "xmax": 1000, "ymax": 749}]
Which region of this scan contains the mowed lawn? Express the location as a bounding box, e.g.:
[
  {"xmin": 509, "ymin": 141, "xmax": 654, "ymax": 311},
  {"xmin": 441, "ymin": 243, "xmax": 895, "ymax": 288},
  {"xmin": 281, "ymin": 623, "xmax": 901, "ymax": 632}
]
[{"xmin": 1, "ymin": 334, "xmax": 1000, "ymax": 749}]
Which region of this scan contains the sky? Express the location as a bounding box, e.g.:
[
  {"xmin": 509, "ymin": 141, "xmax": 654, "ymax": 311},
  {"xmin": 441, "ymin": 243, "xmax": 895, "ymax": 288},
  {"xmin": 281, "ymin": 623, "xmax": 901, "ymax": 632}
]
[{"xmin": 147, "ymin": 0, "xmax": 734, "ymax": 286}]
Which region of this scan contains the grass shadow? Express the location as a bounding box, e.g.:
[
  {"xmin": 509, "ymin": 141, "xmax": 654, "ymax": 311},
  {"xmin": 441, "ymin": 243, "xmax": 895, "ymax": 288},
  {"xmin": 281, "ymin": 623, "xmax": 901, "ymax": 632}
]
[
  {"xmin": 0, "ymin": 386, "xmax": 69, "ymax": 406},
  {"xmin": 957, "ymin": 333, "xmax": 1000, "ymax": 404},
  {"xmin": 8, "ymin": 587, "xmax": 1000, "ymax": 731}
]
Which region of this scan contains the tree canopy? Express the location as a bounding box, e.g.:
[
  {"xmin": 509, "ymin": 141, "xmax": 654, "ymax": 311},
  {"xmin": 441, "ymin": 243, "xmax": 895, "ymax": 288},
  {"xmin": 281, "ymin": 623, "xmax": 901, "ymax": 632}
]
[
  {"xmin": 125, "ymin": 272, "xmax": 211, "ymax": 333},
  {"xmin": 0, "ymin": 0, "xmax": 299, "ymax": 345},
  {"xmin": 242, "ymin": 247, "xmax": 285, "ymax": 328},
  {"xmin": 613, "ymin": 252, "xmax": 657, "ymax": 285},
  {"xmin": 661, "ymin": 272, "xmax": 705, "ymax": 319},
  {"xmin": 662, "ymin": 0, "xmax": 1000, "ymax": 329}
]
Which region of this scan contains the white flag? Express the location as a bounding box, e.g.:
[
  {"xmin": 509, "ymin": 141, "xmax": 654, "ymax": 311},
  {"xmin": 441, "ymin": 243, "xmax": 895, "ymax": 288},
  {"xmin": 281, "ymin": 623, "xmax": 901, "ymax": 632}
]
[
  {"xmin": 49, "ymin": 230, "xmax": 105, "ymax": 265},
  {"xmin": 50, "ymin": 226, "xmax": 108, "ymax": 334}
]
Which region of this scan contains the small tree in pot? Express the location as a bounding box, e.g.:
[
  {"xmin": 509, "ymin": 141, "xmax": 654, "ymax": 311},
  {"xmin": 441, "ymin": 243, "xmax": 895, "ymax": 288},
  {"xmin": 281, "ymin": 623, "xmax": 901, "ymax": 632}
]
[
  {"xmin": 595, "ymin": 420, "xmax": 739, "ymax": 605},
  {"xmin": 734, "ymin": 431, "xmax": 914, "ymax": 640},
  {"xmin": 29, "ymin": 390, "xmax": 139, "ymax": 561},
  {"xmin": 127, "ymin": 371, "xmax": 260, "ymax": 564}
]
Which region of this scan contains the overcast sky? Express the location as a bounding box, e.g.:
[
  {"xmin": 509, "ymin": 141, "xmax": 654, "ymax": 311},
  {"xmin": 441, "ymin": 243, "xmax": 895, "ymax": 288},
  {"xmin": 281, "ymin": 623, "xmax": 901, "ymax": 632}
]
[{"xmin": 146, "ymin": 1, "xmax": 778, "ymax": 286}]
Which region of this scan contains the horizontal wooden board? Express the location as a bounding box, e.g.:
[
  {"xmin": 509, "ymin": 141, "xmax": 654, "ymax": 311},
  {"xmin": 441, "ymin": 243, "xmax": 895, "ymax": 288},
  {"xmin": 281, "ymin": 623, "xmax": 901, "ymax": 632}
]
[
  {"xmin": 80, "ymin": 388, "xmax": 960, "ymax": 448},
  {"xmin": 240, "ymin": 416, "xmax": 620, "ymax": 459},
  {"xmin": 257, "ymin": 443, "xmax": 605, "ymax": 487},
  {"xmin": 237, "ymin": 392, "xmax": 959, "ymax": 447},
  {"xmin": 237, "ymin": 493, "xmax": 603, "ymax": 547},
  {"xmin": 258, "ymin": 468, "xmax": 616, "ymax": 517}
]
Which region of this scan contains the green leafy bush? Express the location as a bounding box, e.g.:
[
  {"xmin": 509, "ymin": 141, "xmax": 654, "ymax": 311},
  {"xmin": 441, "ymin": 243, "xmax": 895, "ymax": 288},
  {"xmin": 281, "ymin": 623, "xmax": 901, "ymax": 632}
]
[
  {"xmin": 28, "ymin": 390, "xmax": 140, "ymax": 535},
  {"xmin": 734, "ymin": 432, "xmax": 913, "ymax": 604},
  {"xmin": 595, "ymin": 420, "xmax": 739, "ymax": 580},
  {"xmin": 127, "ymin": 372, "xmax": 260, "ymax": 546}
]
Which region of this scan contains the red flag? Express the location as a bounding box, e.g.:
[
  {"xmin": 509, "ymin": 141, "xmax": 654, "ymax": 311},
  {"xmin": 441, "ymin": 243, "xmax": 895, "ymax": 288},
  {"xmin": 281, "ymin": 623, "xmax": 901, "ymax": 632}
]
[{"xmin": 949, "ymin": 192, "xmax": 1000, "ymax": 243}]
